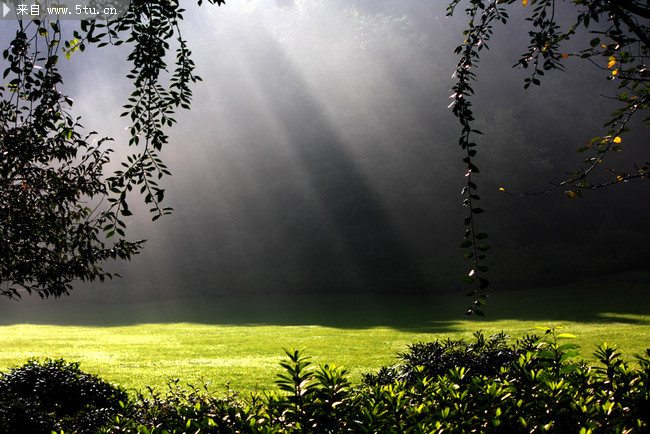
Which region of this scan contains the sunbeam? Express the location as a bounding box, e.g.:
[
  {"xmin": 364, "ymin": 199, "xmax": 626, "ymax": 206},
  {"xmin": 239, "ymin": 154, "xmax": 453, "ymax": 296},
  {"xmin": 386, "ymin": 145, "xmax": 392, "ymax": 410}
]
[{"xmin": 6, "ymin": 0, "xmax": 645, "ymax": 304}]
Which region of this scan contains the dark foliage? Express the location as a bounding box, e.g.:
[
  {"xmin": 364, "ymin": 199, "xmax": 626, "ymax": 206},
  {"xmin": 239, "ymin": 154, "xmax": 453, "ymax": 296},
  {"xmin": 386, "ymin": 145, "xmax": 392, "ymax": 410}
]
[
  {"xmin": 448, "ymin": 0, "xmax": 650, "ymax": 314},
  {"xmin": 0, "ymin": 25, "xmax": 144, "ymax": 299},
  {"xmin": 1, "ymin": 1, "xmax": 225, "ymax": 299},
  {"xmin": 0, "ymin": 358, "xmax": 127, "ymax": 434}
]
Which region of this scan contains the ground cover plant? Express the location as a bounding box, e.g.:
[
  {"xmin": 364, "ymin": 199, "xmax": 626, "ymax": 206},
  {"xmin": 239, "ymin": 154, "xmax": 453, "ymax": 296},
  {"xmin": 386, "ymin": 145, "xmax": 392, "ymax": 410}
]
[{"xmin": 1, "ymin": 328, "xmax": 649, "ymax": 432}]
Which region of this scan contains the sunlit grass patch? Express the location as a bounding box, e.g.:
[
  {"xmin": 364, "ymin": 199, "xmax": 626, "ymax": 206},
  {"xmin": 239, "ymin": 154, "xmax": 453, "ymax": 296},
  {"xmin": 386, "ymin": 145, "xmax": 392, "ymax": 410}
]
[
  {"xmin": 2, "ymin": 318, "xmax": 649, "ymax": 393},
  {"xmin": 1, "ymin": 274, "xmax": 649, "ymax": 393},
  {"xmin": 0, "ymin": 323, "xmax": 441, "ymax": 392}
]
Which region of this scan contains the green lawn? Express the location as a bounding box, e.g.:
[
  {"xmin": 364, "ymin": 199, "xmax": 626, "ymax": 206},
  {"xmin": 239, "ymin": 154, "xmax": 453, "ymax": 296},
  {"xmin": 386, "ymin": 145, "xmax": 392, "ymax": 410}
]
[{"xmin": 1, "ymin": 272, "xmax": 649, "ymax": 394}]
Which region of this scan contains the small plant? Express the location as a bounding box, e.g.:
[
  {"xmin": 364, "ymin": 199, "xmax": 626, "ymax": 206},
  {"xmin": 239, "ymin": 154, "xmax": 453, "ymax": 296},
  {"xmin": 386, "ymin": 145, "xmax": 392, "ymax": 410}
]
[
  {"xmin": 271, "ymin": 348, "xmax": 356, "ymax": 432},
  {"xmin": 531, "ymin": 325, "xmax": 582, "ymax": 375}
]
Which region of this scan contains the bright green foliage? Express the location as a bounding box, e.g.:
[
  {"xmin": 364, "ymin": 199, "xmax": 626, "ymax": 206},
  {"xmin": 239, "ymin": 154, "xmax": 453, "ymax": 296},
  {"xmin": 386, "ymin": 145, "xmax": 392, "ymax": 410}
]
[{"xmin": 4, "ymin": 331, "xmax": 642, "ymax": 433}]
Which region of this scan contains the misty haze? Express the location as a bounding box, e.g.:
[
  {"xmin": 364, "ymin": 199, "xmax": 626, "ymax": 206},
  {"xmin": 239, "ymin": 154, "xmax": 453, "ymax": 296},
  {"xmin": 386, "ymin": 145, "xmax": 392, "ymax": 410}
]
[{"xmin": 2, "ymin": 0, "xmax": 648, "ymax": 322}]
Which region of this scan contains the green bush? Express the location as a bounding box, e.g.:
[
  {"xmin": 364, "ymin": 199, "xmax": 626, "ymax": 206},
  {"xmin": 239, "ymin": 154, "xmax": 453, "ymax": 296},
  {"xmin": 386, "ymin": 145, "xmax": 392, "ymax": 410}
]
[
  {"xmin": 0, "ymin": 358, "xmax": 127, "ymax": 434},
  {"xmin": 101, "ymin": 349, "xmax": 358, "ymax": 433},
  {"xmin": 362, "ymin": 330, "xmax": 539, "ymax": 387},
  {"xmin": 4, "ymin": 331, "xmax": 650, "ymax": 432}
]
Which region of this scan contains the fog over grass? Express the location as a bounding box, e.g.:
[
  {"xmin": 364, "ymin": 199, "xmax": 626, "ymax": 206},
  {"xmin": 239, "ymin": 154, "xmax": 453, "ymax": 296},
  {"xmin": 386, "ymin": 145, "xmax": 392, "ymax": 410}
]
[{"xmin": 2, "ymin": 0, "xmax": 649, "ymax": 305}]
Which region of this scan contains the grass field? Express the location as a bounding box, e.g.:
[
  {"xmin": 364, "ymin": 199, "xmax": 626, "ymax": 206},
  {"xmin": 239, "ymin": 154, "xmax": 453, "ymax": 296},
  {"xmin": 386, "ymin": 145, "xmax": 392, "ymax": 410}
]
[{"xmin": 1, "ymin": 272, "xmax": 649, "ymax": 394}]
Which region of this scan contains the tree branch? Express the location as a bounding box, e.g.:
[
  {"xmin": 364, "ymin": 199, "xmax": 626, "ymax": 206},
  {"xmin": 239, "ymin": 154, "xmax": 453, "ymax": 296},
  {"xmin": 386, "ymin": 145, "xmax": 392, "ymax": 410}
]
[
  {"xmin": 616, "ymin": 0, "xmax": 650, "ymax": 20},
  {"xmin": 609, "ymin": 2, "xmax": 650, "ymax": 48}
]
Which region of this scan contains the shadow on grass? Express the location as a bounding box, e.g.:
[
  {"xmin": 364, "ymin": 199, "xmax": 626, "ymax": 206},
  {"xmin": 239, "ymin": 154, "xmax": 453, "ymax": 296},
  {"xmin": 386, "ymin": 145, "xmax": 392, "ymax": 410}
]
[
  {"xmin": 0, "ymin": 292, "xmax": 464, "ymax": 333},
  {"xmin": 0, "ymin": 275, "xmax": 649, "ymax": 332}
]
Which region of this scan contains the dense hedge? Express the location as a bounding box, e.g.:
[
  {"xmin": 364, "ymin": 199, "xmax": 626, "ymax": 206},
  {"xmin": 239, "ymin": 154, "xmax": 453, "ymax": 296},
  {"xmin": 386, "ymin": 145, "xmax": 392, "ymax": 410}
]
[{"xmin": 1, "ymin": 329, "xmax": 649, "ymax": 433}]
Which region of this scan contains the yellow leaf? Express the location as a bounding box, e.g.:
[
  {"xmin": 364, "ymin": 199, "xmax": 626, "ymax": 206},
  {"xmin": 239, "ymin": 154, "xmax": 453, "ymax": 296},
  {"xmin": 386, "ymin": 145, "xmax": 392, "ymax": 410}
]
[
  {"xmin": 522, "ymin": 0, "xmax": 528, "ymax": 4},
  {"xmin": 607, "ymin": 56, "xmax": 616, "ymax": 68},
  {"xmin": 498, "ymin": 187, "xmax": 505, "ymax": 191},
  {"xmin": 557, "ymin": 333, "xmax": 576, "ymax": 339},
  {"xmin": 613, "ymin": 136, "xmax": 622, "ymax": 143},
  {"xmin": 612, "ymin": 69, "xmax": 618, "ymax": 76},
  {"xmin": 616, "ymin": 175, "xmax": 624, "ymax": 181},
  {"xmin": 559, "ymin": 54, "xmax": 570, "ymax": 59},
  {"xmin": 565, "ymin": 191, "xmax": 577, "ymax": 199}
]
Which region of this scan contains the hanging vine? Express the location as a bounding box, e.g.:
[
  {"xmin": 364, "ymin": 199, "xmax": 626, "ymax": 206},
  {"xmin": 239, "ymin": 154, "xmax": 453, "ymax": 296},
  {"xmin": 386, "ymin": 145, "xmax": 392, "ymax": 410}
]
[
  {"xmin": 447, "ymin": 0, "xmax": 649, "ymax": 315},
  {"xmin": 447, "ymin": 0, "xmax": 506, "ymax": 316}
]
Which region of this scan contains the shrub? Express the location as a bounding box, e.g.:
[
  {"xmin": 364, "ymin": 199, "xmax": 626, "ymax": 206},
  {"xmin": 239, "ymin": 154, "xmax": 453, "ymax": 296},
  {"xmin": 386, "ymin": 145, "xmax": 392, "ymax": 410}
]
[
  {"xmin": 104, "ymin": 349, "xmax": 358, "ymax": 433},
  {"xmin": 362, "ymin": 330, "xmax": 539, "ymax": 386},
  {"xmin": 98, "ymin": 379, "xmax": 258, "ymax": 433},
  {"xmin": 362, "ymin": 328, "xmax": 650, "ymax": 432},
  {"xmin": 0, "ymin": 358, "xmax": 127, "ymax": 434}
]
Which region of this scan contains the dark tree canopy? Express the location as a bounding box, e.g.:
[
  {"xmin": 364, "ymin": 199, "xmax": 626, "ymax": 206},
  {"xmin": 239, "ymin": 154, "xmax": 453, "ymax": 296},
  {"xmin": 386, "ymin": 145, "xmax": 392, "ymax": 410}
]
[
  {"xmin": 0, "ymin": 0, "xmax": 225, "ymax": 299},
  {"xmin": 448, "ymin": 0, "xmax": 649, "ymax": 315}
]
